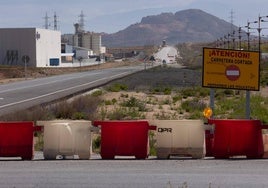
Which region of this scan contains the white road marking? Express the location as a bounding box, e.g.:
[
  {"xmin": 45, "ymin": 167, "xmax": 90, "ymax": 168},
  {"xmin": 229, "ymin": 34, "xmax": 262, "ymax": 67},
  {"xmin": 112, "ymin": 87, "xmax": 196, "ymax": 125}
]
[
  {"xmin": 0, "ymin": 72, "xmax": 101, "ymax": 94},
  {"xmin": 0, "ymin": 71, "xmax": 131, "ymax": 109}
]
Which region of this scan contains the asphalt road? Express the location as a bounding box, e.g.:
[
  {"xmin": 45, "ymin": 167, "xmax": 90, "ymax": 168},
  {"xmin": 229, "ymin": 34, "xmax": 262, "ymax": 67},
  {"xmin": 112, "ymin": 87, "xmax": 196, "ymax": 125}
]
[
  {"xmin": 0, "ymin": 46, "xmax": 177, "ymax": 117},
  {"xmin": 1, "ymin": 153, "xmax": 268, "ymax": 188},
  {"xmin": 0, "ymin": 64, "xmax": 146, "ymax": 116}
]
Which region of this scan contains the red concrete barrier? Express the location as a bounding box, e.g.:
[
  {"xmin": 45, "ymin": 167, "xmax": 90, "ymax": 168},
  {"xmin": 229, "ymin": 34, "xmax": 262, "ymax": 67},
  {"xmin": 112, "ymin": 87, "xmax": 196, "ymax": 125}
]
[
  {"xmin": 205, "ymin": 130, "xmax": 214, "ymax": 157},
  {"xmin": 93, "ymin": 120, "xmax": 156, "ymax": 159},
  {"xmin": 207, "ymin": 119, "xmax": 265, "ymax": 159},
  {"xmin": 0, "ymin": 122, "xmax": 40, "ymax": 160}
]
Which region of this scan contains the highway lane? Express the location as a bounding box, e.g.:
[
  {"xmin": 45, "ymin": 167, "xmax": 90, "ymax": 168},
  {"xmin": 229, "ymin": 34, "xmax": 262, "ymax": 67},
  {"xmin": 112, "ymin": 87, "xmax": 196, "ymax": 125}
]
[
  {"xmin": 0, "ymin": 64, "xmax": 145, "ymax": 116},
  {"xmin": 0, "ymin": 46, "xmax": 179, "ymax": 117},
  {"xmin": 1, "ymin": 153, "xmax": 268, "ymax": 188}
]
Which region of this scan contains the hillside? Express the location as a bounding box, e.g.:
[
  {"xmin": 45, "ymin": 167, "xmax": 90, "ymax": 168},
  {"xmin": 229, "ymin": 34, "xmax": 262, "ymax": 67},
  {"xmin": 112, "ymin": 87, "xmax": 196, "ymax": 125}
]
[{"xmin": 102, "ymin": 9, "xmax": 237, "ymax": 47}]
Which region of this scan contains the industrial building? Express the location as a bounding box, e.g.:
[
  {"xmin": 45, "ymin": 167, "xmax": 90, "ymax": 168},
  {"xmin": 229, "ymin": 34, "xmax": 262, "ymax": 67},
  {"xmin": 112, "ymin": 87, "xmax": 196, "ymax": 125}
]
[
  {"xmin": 0, "ymin": 28, "xmax": 61, "ymax": 67},
  {"xmin": 72, "ymin": 31, "xmax": 102, "ymax": 55},
  {"xmin": 62, "ymin": 23, "xmax": 103, "ymax": 56},
  {"xmin": 0, "ymin": 11, "xmax": 106, "ymax": 68},
  {"xmin": 60, "ymin": 11, "xmax": 106, "ymax": 60}
]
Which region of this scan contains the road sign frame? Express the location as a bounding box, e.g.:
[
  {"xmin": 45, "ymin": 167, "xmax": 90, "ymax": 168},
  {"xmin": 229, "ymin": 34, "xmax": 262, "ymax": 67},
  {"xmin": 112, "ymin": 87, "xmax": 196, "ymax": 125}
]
[
  {"xmin": 22, "ymin": 55, "xmax": 30, "ymax": 63},
  {"xmin": 202, "ymin": 47, "xmax": 260, "ymax": 91}
]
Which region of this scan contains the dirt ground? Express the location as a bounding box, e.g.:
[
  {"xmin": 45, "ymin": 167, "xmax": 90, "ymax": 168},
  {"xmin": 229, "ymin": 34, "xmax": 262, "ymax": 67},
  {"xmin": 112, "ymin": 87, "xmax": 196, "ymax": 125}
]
[{"xmin": 99, "ymin": 90, "xmax": 188, "ymax": 120}]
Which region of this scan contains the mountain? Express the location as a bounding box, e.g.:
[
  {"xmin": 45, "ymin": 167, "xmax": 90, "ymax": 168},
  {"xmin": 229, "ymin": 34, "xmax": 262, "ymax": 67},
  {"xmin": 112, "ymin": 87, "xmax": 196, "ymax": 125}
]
[{"xmin": 102, "ymin": 9, "xmax": 237, "ymax": 47}]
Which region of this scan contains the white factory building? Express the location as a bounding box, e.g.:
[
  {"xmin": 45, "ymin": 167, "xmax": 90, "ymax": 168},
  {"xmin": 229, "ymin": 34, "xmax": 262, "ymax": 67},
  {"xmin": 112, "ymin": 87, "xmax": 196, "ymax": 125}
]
[{"xmin": 0, "ymin": 28, "xmax": 61, "ymax": 67}]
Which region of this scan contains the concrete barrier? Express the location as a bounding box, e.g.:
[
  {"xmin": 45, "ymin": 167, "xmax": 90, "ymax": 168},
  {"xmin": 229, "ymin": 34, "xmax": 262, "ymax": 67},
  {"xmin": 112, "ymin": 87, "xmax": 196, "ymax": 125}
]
[{"xmin": 151, "ymin": 120, "xmax": 205, "ymax": 159}]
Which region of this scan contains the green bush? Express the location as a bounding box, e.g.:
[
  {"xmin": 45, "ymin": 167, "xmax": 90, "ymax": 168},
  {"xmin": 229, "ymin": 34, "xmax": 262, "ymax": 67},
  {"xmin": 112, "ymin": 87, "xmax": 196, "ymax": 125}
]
[
  {"xmin": 249, "ymin": 95, "xmax": 268, "ymax": 123},
  {"xmin": 180, "ymin": 88, "xmax": 196, "ymax": 98},
  {"xmin": 154, "ymin": 111, "xmax": 177, "ymax": 120},
  {"xmin": 104, "ymin": 100, "xmax": 112, "ymax": 105},
  {"xmin": 120, "ymin": 93, "xmax": 129, "ymax": 98},
  {"xmin": 181, "ymin": 99, "xmax": 206, "ymax": 113},
  {"xmin": 151, "ymin": 87, "xmax": 161, "ymax": 93},
  {"xmin": 214, "ymin": 94, "xmax": 268, "ymax": 123},
  {"xmin": 163, "ymin": 87, "xmax": 172, "ymax": 95},
  {"xmin": 72, "ymin": 112, "xmax": 87, "ymax": 120},
  {"xmin": 92, "ymin": 135, "xmax": 101, "ymax": 153},
  {"xmin": 34, "ymin": 133, "xmax": 44, "ymax": 151},
  {"xmin": 121, "ymin": 96, "xmax": 147, "ymax": 111},
  {"xmin": 172, "ymin": 95, "xmax": 182, "ymax": 103},
  {"xmin": 106, "ymin": 107, "xmax": 144, "ymax": 120},
  {"xmin": 111, "ymin": 98, "xmax": 117, "ymax": 104},
  {"xmin": 223, "ymin": 89, "xmax": 234, "ymax": 96},
  {"xmin": 188, "ymin": 111, "xmax": 203, "ymax": 119},
  {"xmin": 162, "ymin": 98, "xmax": 171, "ymax": 105},
  {"xmin": 1, "ymin": 94, "xmax": 102, "ymax": 121},
  {"xmin": 70, "ymin": 95, "xmax": 101, "ymax": 120},
  {"xmin": 199, "ymin": 88, "xmax": 210, "ymax": 97},
  {"xmin": 150, "ymin": 86, "xmax": 172, "ymax": 95},
  {"xmin": 149, "ymin": 132, "xmax": 156, "ymax": 156},
  {"xmin": 91, "ymin": 90, "xmax": 103, "ymax": 97},
  {"xmin": 107, "ymin": 83, "xmax": 128, "ymax": 92},
  {"xmin": 107, "ymin": 107, "xmax": 126, "ymax": 120}
]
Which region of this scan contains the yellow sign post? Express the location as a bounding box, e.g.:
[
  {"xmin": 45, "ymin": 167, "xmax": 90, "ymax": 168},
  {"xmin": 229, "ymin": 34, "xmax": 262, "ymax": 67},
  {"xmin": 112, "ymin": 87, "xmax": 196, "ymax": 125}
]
[{"xmin": 203, "ymin": 48, "xmax": 260, "ymax": 91}]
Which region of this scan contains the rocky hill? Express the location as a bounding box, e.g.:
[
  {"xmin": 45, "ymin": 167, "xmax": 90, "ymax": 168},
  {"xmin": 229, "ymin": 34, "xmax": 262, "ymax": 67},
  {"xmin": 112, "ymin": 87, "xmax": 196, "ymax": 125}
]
[{"xmin": 102, "ymin": 9, "xmax": 237, "ymax": 47}]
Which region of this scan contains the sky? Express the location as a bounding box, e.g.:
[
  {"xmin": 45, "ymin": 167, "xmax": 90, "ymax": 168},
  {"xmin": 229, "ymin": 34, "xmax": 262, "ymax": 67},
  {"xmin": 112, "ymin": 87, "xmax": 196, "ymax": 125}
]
[{"xmin": 1, "ymin": 0, "xmax": 268, "ymax": 35}]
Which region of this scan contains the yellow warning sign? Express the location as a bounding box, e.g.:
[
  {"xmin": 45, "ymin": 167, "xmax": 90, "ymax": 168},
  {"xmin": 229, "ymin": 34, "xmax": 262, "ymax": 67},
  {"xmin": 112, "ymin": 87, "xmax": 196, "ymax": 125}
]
[{"xmin": 203, "ymin": 48, "xmax": 260, "ymax": 91}]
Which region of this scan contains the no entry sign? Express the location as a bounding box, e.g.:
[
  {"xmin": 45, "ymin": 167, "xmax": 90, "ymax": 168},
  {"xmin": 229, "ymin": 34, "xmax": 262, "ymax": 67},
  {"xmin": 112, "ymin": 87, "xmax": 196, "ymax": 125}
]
[
  {"xmin": 225, "ymin": 65, "xmax": 240, "ymax": 81},
  {"xmin": 202, "ymin": 48, "xmax": 260, "ymax": 91}
]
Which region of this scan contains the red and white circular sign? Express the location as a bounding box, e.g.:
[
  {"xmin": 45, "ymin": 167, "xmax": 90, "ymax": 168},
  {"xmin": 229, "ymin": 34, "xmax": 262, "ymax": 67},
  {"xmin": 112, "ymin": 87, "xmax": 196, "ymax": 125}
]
[{"xmin": 225, "ymin": 65, "xmax": 240, "ymax": 81}]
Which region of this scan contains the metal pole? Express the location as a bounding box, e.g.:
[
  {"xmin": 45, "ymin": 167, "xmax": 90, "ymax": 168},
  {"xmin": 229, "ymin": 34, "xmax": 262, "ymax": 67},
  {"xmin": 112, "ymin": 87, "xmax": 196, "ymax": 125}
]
[
  {"xmin": 238, "ymin": 27, "xmax": 242, "ymax": 50},
  {"xmin": 210, "ymin": 89, "xmax": 215, "ymax": 118},
  {"xmin": 244, "ymin": 19, "xmax": 259, "ymax": 119},
  {"xmin": 246, "ymin": 91, "xmax": 250, "ymax": 119},
  {"xmin": 24, "ymin": 59, "xmax": 27, "ymax": 79},
  {"xmin": 232, "ymin": 30, "xmax": 235, "ymax": 49},
  {"xmin": 258, "ymin": 15, "xmax": 262, "ymax": 52},
  {"xmin": 227, "ymin": 33, "xmax": 230, "ymax": 49},
  {"xmin": 246, "ymin": 21, "xmax": 252, "ymax": 119}
]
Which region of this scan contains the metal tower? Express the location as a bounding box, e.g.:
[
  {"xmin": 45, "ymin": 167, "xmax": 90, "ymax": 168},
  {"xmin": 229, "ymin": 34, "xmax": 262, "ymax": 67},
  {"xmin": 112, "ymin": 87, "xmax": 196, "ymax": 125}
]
[
  {"xmin": 79, "ymin": 11, "xmax": 85, "ymax": 32},
  {"xmin": 44, "ymin": 12, "xmax": 50, "ymax": 29},
  {"xmin": 53, "ymin": 12, "xmax": 59, "ymax": 30},
  {"xmin": 229, "ymin": 9, "xmax": 235, "ymax": 31}
]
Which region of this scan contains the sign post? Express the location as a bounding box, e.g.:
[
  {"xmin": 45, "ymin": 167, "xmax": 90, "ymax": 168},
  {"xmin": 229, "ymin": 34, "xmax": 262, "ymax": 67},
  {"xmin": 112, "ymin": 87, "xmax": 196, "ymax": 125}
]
[
  {"xmin": 202, "ymin": 48, "xmax": 260, "ymax": 119},
  {"xmin": 22, "ymin": 55, "xmax": 30, "ymax": 79}
]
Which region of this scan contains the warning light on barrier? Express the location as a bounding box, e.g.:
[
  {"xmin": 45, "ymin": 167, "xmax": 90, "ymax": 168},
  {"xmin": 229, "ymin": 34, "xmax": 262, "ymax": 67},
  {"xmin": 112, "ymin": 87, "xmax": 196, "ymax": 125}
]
[{"xmin": 203, "ymin": 107, "xmax": 212, "ymax": 119}]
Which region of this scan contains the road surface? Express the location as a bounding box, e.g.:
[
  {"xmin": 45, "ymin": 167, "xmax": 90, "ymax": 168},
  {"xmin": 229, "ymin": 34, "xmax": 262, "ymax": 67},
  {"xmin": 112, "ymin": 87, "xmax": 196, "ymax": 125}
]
[
  {"xmin": 1, "ymin": 153, "xmax": 268, "ymax": 188},
  {"xmin": 0, "ymin": 46, "xmax": 182, "ymax": 117},
  {"xmin": 0, "ymin": 64, "xmax": 146, "ymax": 116}
]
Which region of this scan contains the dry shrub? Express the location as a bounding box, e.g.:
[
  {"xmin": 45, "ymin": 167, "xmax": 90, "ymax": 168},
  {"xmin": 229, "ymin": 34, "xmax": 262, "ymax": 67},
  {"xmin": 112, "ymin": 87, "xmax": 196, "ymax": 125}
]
[{"xmin": 0, "ymin": 95, "xmax": 102, "ymax": 121}]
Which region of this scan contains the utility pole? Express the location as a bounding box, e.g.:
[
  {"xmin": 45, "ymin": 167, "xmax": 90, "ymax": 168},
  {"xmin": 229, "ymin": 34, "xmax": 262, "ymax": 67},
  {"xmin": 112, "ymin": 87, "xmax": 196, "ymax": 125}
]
[
  {"xmin": 53, "ymin": 12, "xmax": 59, "ymax": 30},
  {"xmin": 230, "ymin": 9, "xmax": 235, "ymax": 32},
  {"xmin": 44, "ymin": 12, "xmax": 50, "ymax": 29},
  {"xmin": 79, "ymin": 11, "xmax": 85, "ymax": 32}
]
